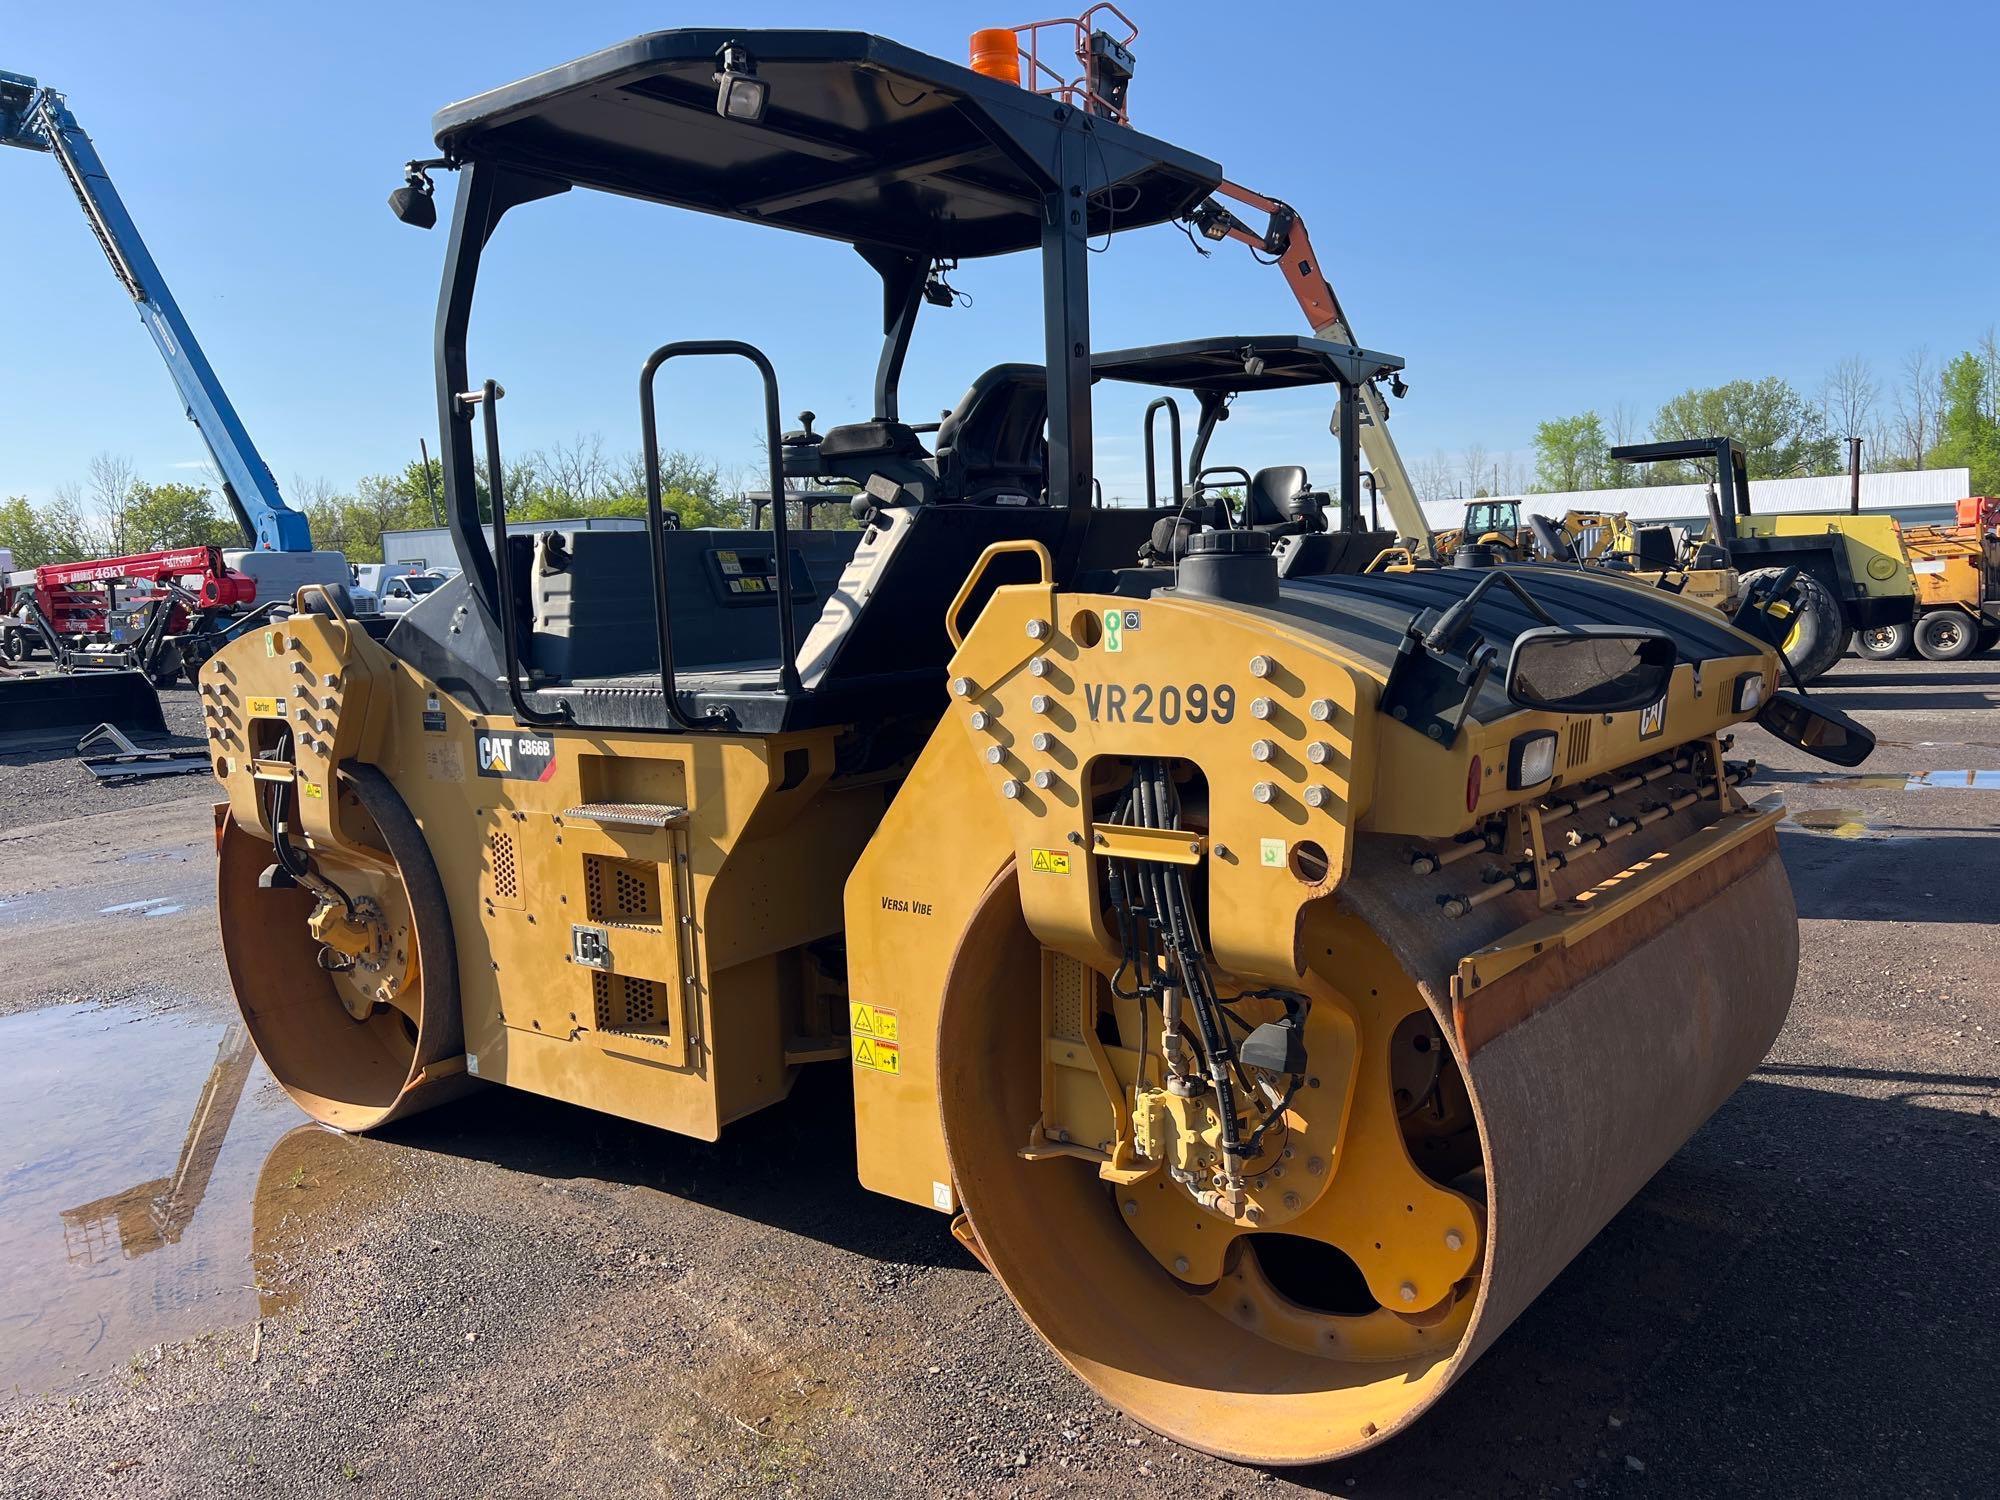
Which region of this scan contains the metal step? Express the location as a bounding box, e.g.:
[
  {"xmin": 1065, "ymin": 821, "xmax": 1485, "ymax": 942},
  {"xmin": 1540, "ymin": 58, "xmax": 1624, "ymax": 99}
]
[{"xmin": 560, "ymin": 801, "xmax": 690, "ymax": 830}]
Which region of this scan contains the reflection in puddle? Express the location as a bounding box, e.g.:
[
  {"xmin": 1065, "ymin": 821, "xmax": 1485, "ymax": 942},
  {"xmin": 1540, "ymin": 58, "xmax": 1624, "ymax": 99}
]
[
  {"xmin": 1789, "ymin": 808, "xmax": 1874, "ymax": 838},
  {"xmin": 1803, "ymin": 769, "xmax": 2000, "ymax": 791},
  {"xmin": 1905, "ymin": 769, "xmax": 2000, "ymax": 790},
  {"xmin": 0, "ymin": 1003, "xmax": 403, "ymax": 1392}
]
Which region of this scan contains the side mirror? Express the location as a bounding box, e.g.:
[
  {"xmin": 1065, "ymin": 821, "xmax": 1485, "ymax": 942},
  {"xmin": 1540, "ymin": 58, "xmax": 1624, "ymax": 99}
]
[
  {"xmin": 1755, "ymin": 690, "xmax": 1875, "ymax": 766},
  {"xmin": 1505, "ymin": 626, "xmax": 1676, "ymax": 715}
]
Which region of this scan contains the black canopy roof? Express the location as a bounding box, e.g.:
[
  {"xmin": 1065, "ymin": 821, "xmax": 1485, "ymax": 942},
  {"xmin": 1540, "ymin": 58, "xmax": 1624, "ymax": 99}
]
[
  {"xmin": 432, "ymin": 29, "xmax": 1222, "ymax": 259},
  {"xmin": 1091, "ymin": 335, "xmax": 1404, "ymax": 394}
]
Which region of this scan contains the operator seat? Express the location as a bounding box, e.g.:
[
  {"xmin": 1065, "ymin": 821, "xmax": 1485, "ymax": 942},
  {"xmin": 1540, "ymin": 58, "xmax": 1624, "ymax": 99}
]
[
  {"xmin": 1242, "ymin": 465, "xmax": 1313, "ymax": 529},
  {"xmin": 933, "ymin": 364, "xmax": 1049, "ymax": 506}
]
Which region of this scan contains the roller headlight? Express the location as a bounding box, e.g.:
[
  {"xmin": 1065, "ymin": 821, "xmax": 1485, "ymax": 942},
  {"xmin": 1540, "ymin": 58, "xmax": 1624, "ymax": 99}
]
[
  {"xmin": 1733, "ymin": 671, "xmax": 1767, "ymax": 715},
  {"xmin": 1507, "ymin": 729, "xmax": 1558, "ymax": 790}
]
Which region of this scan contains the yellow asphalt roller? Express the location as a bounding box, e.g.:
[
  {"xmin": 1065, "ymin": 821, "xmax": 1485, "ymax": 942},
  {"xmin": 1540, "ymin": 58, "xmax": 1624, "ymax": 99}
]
[{"xmin": 198, "ymin": 26, "xmax": 1874, "ymax": 1466}]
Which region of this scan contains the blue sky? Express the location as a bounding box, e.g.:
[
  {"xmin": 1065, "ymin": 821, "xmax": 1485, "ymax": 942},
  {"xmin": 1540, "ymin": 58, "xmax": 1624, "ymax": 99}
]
[{"xmin": 3, "ymin": 1, "xmax": 1994, "ymax": 511}]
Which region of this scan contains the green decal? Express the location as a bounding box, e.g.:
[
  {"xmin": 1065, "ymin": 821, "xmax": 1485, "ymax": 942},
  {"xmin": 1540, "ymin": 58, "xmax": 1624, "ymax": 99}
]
[{"xmin": 1103, "ymin": 608, "xmax": 1123, "ymax": 653}]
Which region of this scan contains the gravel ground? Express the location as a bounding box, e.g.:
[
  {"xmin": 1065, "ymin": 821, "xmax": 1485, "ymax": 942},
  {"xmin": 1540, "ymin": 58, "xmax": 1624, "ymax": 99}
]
[
  {"xmin": 0, "ymin": 656, "xmax": 1995, "ymax": 1498},
  {"xmin": 0, "ymin": 681, "xmax": 208, "ymax": 834}
]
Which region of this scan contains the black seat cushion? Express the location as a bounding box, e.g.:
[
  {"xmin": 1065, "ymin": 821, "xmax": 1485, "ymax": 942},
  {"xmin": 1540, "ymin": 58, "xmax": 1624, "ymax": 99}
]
[
  {"xmin": 1245, "ymin": 465, "xmax": 1310, "ymax": 528},
  {"xmin": 934, "ymin": 363, "xmax": 1049, "ymax": 504}
]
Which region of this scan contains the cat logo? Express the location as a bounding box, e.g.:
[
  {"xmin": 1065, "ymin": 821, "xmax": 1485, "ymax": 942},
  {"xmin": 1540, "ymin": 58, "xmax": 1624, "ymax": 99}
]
[
  {"xmin": 1638, "ymin": 697, "xmax": 1666, "ymax": 739},
  {"xmin": 474, "ymin": 732, "xmax": 558, "ymax": 781}
]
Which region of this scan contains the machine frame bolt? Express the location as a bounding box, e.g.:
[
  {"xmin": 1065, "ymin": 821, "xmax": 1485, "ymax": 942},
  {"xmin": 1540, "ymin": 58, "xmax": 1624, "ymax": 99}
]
[
  {"xmin": 1026, "ymin": 618, "xmax": 1050, "ymax": 640},
  {"xmin": 1250, "ymin": 739, "xmax": 1275, "ymax": 762},
  {"xmin": 1283, "ymin": 1192, "xmax": 1301, "ymax": 1210},
  {"xmin": 1173, "ymin": 1256, "xmax": 1190, "ymax": 1275},
  {"xmin": 1252, "ymin": 781, "xmax": 1276, "ymax": 804},
  {"xmin": 1029, "ymin": 656, "xmax": 1051, "ymax": 677},
  {"xmin": 1031, "ymin": 731, "xmax": 1055, "ymax": 752},
  {"xmin": 1000, "ymin": 779, "xmax": 1023, "ymax": 799},
  {"xmin": 985, "ymin": 745, "xmax": 1006, "ymax": 764},
  {"xmin": 1310, "ymin": 698, "xmax": 1334, "ymax": 721},
  {"xmin": 1308, "ymin": 740, "xmax": 1335, "ymax": 765},
  {"xmin": 1305, "ymin": 785, "xmax": 1332, "ymax": 809},
  {"xmin": 1444, "ymin": 1229, "xmax": 1464, "ymax": 1252},
  {"xmin": 1030, "ymin": 694, "xmax": 1051, "ymax": 714},
  {"xmin": 969, "ymin": 709, "xmax": 992, "ymax": 730},
  {"xmin": 1399, "ymin": 1282, "xmax": 1418, "ymax": 1303},
  {"xmin": 1249, "ymin": 654, "xmax": 1274, "ymax": 678},
  {"xmin": 1250, "ymin": 697, "xmax": 1274, "ymax": 720},
  {"xmin": 950, "ymin": 676, "xmax": 973, "ymax": 697},
  {"xmin": 1032, "ymin": 770, "xmax": 1056, "ymax": 790}
]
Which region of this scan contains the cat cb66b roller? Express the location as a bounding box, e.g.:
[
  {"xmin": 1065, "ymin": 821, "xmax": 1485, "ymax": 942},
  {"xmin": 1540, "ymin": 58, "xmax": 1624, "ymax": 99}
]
[{"xmin": 199, "ymin": 22, "xmax": 1873, "ymax": 1464}]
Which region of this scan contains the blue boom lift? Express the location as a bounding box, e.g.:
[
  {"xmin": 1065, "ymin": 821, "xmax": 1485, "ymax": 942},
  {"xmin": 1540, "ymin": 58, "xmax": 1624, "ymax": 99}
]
[
  {"xmin": 0, "ymin": 70, "xmax": 343, "ymax": 580},
  {"xmin": 1, "ymin": 70, "xmax": 345, "ymax": 748}
]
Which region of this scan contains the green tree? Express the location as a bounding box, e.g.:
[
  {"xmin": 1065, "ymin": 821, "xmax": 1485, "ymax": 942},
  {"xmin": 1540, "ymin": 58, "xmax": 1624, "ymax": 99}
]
[
  {"xmin": 0, "ymin": 493, "xmax": 95, "ymax": 566},
  {"xmin": 124, "ymin": 481, "xmax": 235, "ymax": 550},
  {"xmin": 1530, "ymin": 412, "xmax": 1608, "ymax": 493},
  {"xmin": 1650, "ymin": 378, "xmax": 1840, "ymax": 480},
  {"xmin": 0, "ymin": 496, "xmax": 62, "ymax": 567},
  {"xmin": 1930, "ymin": 350, "xmax": 2000, "ymax": 494}
]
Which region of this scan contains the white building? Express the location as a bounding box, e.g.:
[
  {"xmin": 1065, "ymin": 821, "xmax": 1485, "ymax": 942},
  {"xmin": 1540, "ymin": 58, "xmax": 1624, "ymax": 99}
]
[
  {"xmin": 1419, "ymin": 467, "xmax": 1973, "ymax": 533},
  {"xmin": 378, "ymin": 516, "xmax": 646, "ymax": 572}
]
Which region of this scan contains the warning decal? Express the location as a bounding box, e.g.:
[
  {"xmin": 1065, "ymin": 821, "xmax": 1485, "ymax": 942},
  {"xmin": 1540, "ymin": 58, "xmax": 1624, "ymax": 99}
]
[
  {"xmin": 851, "ymin": 1035, "xmax": 902, "ymax": 1074},
  {"xmin": 1029, "ymin": 847, "xmax": 1071, "ymax": 875},
  {"xmin": 1259, "ymin": 838, "xmax": 1287, "ymax": 868},
  {"xmin": 851, "ymin": 1003, "xmax": 901, "ymax": 1073},
  {"xmin": 850, "ymin": 1002, "xmax": 899, "ymax": 1043}
]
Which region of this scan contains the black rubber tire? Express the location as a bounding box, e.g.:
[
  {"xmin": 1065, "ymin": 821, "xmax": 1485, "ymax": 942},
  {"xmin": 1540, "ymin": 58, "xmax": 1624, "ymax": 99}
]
[
  {"xmin": 145, "ymin": 644, "xmax": 185, "ymax": 689},
  {"xmin": 0, "ymin": 626, "xmax": 27, "ymax": 663},
  {"xmin": 1978, "ymin": 624, "xmax": 1999, "ymax": 655},
  {"xmin": 1855, "ymin": 622, "xmax": 1911, "ymax": 660},
  {"xmin": 1914, "ymin": 610, "xmax": 1980, "ymax": 662},
  {"xmin": 1748, "ymin": 568, "xmax": 1844, "ymax": 682}
]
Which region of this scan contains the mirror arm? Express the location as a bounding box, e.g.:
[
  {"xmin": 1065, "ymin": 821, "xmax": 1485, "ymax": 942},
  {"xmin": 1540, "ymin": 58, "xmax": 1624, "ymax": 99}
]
[{"xmin": 1425, "ymin": 568, "xmax": 1565, "ymax": 653}]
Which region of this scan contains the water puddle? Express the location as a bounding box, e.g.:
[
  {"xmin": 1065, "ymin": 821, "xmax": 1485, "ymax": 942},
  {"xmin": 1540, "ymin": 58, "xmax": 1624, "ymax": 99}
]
[
  {"xmin": 0, "ymin": 1002, "xmax": 402, "ymax": 1393},
  {"xmin": 1788, "ymin": 808, "xmax": 1875, "ymax": 838},
  {"xmin": 1904, "ymin": 770, "xmax": 2000, "ymax": 791},
  {"xmin": 1798, "ymin": 769, "xmax": 2000, "ymax": 792}
]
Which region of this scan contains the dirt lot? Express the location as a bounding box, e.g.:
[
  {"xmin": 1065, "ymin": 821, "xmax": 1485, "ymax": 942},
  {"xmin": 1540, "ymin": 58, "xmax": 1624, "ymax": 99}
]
[{"xmin": 1, "ymin": 661, "xmax": 1995, "ymax": 1499}]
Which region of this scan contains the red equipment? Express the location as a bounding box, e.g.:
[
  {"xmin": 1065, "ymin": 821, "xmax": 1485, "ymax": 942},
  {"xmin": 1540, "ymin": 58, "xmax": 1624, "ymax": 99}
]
[{"xmin": 12, "ymin": 546, "xmax": 254, "ymax": 639}]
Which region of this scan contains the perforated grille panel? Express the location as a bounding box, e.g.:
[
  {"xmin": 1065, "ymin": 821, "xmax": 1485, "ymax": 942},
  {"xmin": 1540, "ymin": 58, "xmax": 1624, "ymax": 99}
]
[
  {"xmin": 488, "ymin": 831, "xmax": 518, "ymax": 902},
  {"xmin": 592, "ymin": 971, "xmax": 667, "ymax": 1038},
  {"xmin": 1564, "ymin": 719, "xmax": 1593, "ymax": 771},
  {"xmin": 584, "ymin": 855, "xmax": 662, "ymax": 924},
  {"xmin": 1051, "ymin": 954, "xmax": 1087, "ymax": 1042}
]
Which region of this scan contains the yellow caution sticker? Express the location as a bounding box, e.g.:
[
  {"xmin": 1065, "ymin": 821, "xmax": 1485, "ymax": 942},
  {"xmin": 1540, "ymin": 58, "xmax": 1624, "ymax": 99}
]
[
  {"xmin": 849, "ymin": 1002, "xmax": 900, "ymax": 1043},
  {"xmin": 300, "ymin": 780, "xmax": 324, "ymax": 800},
  {"xmin": 1029, "ymin": 847, "xmax": 1071, "ymax": 875},
  {"xmin": 245, "ymin": 695, "xmax": 281, "ymax": 718},
  {"xmin": 851, "ymin": 1035, "xmax": 901, "ymax": 1074}
]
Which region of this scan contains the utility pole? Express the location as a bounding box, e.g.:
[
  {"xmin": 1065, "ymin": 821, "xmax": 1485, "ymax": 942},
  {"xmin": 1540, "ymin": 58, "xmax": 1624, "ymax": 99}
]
[
  {"xmin": 1848, "ymin": 435, "xmax": 1863, "ymax": 515},
  {"xmin": 419, "ymin": 438, "xmax": 442, "ymax": 527}
]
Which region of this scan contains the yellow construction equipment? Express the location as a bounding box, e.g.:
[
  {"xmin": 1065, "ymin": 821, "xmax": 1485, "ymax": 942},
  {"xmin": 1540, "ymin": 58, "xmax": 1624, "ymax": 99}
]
[
  {"xmin": 199, "ymin": 23, "xmax": 1877, "ymax": 1465},
  {"xmin": 1858, "ymin": 496, "xmax": 1997, "ymax": 660}
]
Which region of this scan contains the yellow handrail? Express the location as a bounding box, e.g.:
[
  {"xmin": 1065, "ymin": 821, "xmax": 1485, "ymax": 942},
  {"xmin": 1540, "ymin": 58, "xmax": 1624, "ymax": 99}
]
[{"xmin": 945, "ymin": 540, "xmax": 1053, "ymax": 648}]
